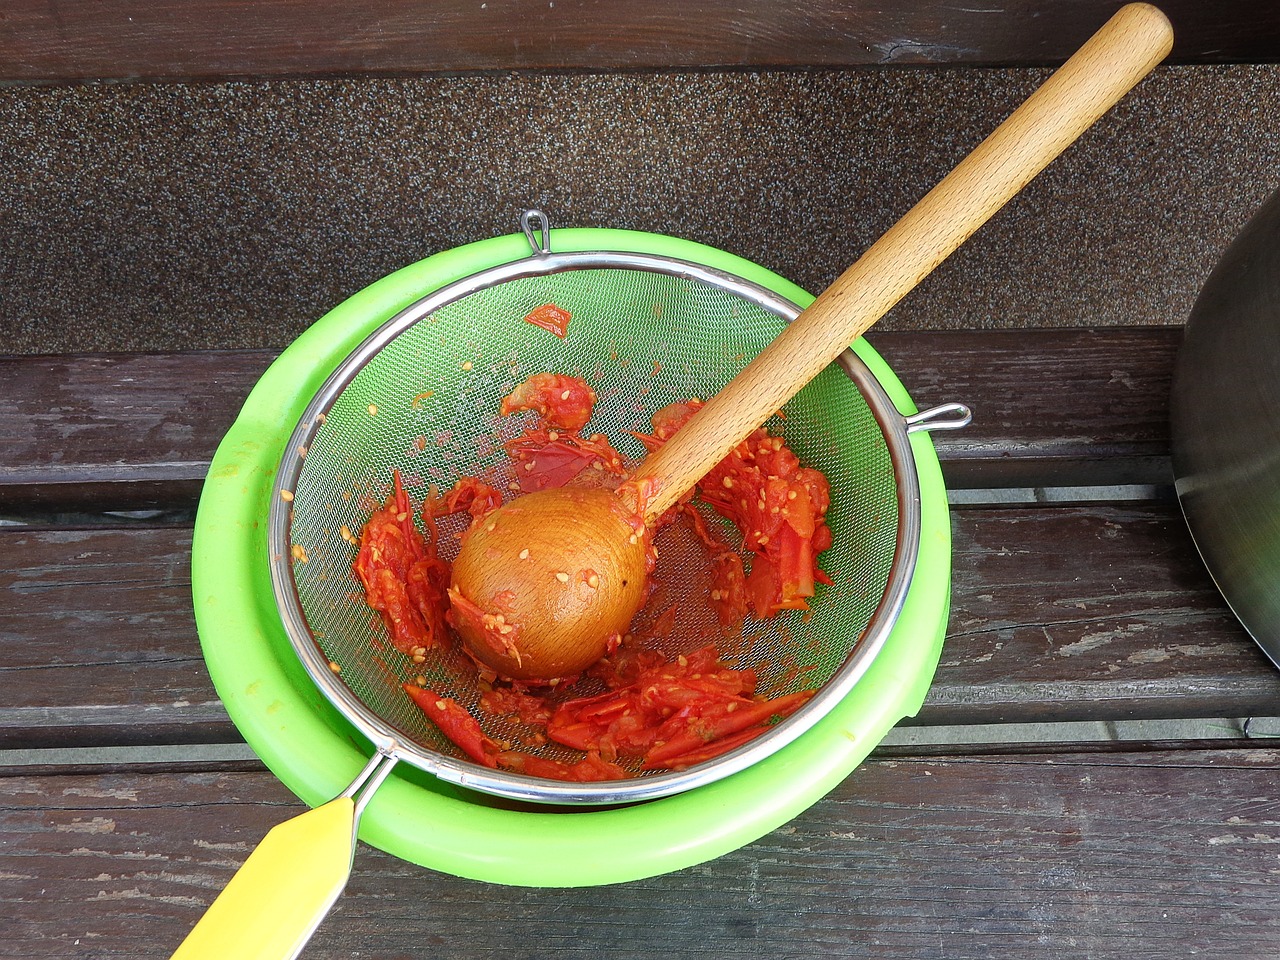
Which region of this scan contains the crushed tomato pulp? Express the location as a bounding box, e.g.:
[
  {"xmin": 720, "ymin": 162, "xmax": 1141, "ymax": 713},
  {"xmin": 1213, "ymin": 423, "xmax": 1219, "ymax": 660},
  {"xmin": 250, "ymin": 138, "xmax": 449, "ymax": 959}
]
[{"xmin": 350, "ymin": 365, "xmax": 834, "ymax": 781}]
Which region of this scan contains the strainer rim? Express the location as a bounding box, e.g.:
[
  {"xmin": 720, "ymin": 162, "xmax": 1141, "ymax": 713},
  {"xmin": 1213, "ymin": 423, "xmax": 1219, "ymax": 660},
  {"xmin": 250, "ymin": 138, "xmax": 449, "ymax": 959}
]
[{"xmin": 267, "ymin": 246, "xmax": 922, "ymax": 804}]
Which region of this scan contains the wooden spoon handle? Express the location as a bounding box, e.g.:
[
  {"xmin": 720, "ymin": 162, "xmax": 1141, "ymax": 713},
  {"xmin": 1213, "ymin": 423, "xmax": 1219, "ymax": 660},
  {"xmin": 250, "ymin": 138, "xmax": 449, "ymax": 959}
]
[{"xmin": 629, "ymin": 2, "xmax": 1173, "ymax": 521}]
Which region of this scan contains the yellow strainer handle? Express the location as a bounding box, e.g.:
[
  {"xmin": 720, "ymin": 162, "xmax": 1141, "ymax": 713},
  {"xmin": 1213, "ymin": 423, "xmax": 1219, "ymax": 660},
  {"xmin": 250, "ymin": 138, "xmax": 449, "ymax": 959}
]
[{"xmin": 169, "ymin": 797, "xmax": 356, "ymax": 960}]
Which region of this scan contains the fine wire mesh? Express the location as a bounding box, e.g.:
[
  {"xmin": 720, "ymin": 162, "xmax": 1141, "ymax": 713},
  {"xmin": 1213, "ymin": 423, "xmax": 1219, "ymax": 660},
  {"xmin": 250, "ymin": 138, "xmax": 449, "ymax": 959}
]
[{"xmin": 287, "ymin": 266, "xmax": 900, "ymax": 774}]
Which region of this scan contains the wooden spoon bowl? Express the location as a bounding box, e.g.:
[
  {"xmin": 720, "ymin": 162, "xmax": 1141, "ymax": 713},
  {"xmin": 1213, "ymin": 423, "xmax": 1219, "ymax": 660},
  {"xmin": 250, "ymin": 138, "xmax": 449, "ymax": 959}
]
[{"xmin": 449, "ymin": 486, "xmax": 650, "ymax": 682}]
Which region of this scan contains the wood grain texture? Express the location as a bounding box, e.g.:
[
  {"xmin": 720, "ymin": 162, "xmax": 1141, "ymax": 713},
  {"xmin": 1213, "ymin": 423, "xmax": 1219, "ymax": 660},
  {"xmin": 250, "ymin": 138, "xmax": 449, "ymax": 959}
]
[
  {"xmin": 3, "ymin": 0, "xmax": 1280, "ymax": 82},
  {"xmin": 870, "ymin": 327, "xmax": 1180, "ymax": 488},
  {"xmin": 3, "ymin": 752, "xmax": 1278, "ymax": 957},
  {"xmin": 0, "ymin": 526, "xmax": 234, "ymax": 749},
  {"xmin": 0, "ymin": 351, "xmax": 272, "ymax": 510},
  {"xmin": 0, "ymin": 329, "xmax": 1180, "ymax": 512},
  {"xmin": 3, "ymin": 502, "xmax": 1273, "ymax": 751},
  {"xmin": 927, "ymin": 501, "xmax": 1280, "ymax": 724}
]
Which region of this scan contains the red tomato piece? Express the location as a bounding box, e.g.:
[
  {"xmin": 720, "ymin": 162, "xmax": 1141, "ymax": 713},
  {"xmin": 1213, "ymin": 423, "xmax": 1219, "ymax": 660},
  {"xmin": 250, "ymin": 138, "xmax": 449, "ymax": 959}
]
[
  {"xmin": 500, "ymin": 373, "xmax": 597, "ymax": 432},
  {"xmin": 504, "ymin": 428, "xmax": 626, "ymax": 492},
  {"xmin": 641, "ymin": 690, "xmax": 813, "ymax": 769},
  {"xmin": 353, "ymin": 470, "xmax": 450, "ymax": 654},
  {"xmin": 587, "ymin": 646, "xmax": 668, "ymax": 689},
  {"xmin": 497, "ymin": 749, "xmax": 626, "ymax": 782},
  {"xmin": 542, "ymin": 645, "xmax": 798, "ymax": 769},
  {"xmin": 446, "ymin": 585, "xmax": 523, "ymax": 666},
  {"xmin": 639, "ymin": 722, "xmax": 771, "ymax": 771},
  {"xmin": 402, "ymin": 685, "xmax": 500, "ymax": 768},
  {"xmin": 638, "ymin": 400, "xmax": 834, "ymax": 618},
  {"xmin": 682, "ymin": 505, "xmax": 750, "ymax": 635},
  {"xmin": 522, "ymin": 303, "xmax": 572, "ymax": 338},
  {"xmin": 479, "ymin": 685, "xmax": 555, "ymax": 727},
  {"xmin": 432, "ymin": 475, "xmax": 504, "ymax": 526}
]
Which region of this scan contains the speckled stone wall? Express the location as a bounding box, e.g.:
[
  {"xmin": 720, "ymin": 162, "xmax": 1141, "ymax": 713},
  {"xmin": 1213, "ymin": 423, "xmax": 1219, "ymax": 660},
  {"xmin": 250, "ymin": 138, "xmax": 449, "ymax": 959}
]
[{"xmin": 2, "ymin": 65, "xmax": 1278, "ymax": 354}]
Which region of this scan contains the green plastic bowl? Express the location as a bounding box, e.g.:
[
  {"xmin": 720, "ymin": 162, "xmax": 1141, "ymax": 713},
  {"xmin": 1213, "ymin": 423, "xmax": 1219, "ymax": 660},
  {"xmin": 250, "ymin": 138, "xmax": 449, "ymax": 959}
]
[{"xmin": 191, "ymin": 225, "xmax": 953, "ymax": 887}]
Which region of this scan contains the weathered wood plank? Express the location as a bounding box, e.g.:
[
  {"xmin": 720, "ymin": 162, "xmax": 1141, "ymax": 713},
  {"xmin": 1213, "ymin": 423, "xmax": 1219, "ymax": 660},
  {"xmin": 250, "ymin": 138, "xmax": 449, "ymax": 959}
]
[
  {"xmin": 3, "ymin": 500, "xmax": 1273, "ymax": 751},
  {"xmin": 0, "ymin": 527, "xmax": 233, "ymax": 749},
  {"xmin": 925, "ymin": 501, "xmax": 1280, "ymax": 724},
  {"xmin": 0, "ymin": 328, "xmax": 1180, "ymax": 511},
  {"xmin": 872, "ymin": 327, "xmax": 1179, "ymax": 488},
  {"xmin": 3, "ymin": 750, "xmax": 1278, "ymax": 957},
  {"xmin": 0, "ymin": 351, "xmax": 272, "ymax": 511},
  {"xmin": 2, "ymin": 0, "xmax": 1278, "ymax": 83}
]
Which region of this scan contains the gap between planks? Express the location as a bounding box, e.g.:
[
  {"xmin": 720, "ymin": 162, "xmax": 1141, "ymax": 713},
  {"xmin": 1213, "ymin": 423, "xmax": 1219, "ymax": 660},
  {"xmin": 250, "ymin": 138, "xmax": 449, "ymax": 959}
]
[{"xmin": 3, "ymin": 716, "xmax": 1278, "ymax": 774}]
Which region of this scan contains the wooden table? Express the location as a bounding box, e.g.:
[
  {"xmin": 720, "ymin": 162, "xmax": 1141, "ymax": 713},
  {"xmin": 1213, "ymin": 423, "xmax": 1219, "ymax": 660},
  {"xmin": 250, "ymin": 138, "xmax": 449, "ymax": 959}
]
[
  {"xmin": 7, "ymin": 1, "xmax": 1280, "ymax": 953},
  {"xmin": 5, "ymin": 327, "xmax": 1279, "ymax": 958}
]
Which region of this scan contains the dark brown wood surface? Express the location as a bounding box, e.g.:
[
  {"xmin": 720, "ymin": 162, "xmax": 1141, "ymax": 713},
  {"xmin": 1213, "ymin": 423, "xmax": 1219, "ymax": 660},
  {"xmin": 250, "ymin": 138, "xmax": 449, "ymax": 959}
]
[
  {"xmin": 872, "ymin": 327, "xmax": 1180, "ymax": 489},
  {"xmin": 935, "ymin": 501, "xmax": 1278, "ymax": 724},
  {"xmin": 5, "ymin": 750, "xmax": 1278, "ymax": 958},
  {"xmin": 3, "ymin": 1, "xmax": 1279, "ymax": 82},
  {"xmin": 0, "ymin": 526, "xmax": 228, "ymax": 750},
  {"xmin": 0, "ymin": 328, "xmax": 1179, "ymax": 511},
  {"xmin": 0, "ymin": 351, "xmax": 272, "ymax": 511},
  {"xmin": 4, "ymin": 500, "xmax": 1271, "ymax": 752}
]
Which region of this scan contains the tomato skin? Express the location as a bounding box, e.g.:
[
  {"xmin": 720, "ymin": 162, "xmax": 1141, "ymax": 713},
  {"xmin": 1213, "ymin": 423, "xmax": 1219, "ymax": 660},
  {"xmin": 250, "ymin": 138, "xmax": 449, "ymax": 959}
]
[
  {"xmin": 402, "ymin": 684, "xmax": 500, "ymax": 768},
  {"xmin": 504, "ymin": 429, "xmax": 625, "ymax": 493},
  {"xmin": 353, "ymin": 471, "xmax": 450, "ymax": 654},
  {"xmin": 543, "ymin": 645, "xmax": 800, "ymax": 768},
  {"xmin": 434, "ymin": 476, "xmax": 503, "ymax": 526},
  {"xmin": 522, "ymin": 303, "xmax": 572, "ymax": 338},
  {"xmin": 636, "ymin": 400, "xmax": 834, "ymax": 618},
  {"xmin": 497, "ymin": 749, "xmax": 626, "ymax": 782},
  {"xmin": 500, "ymin": 372, "xmax": 597, "ymax": 432},
  {"xmin": 445, "ymin": 584, "xmax": 523, "ymax": 666},
  {"xmin": 639, "ymin": 723, "xmax": 770, "ymax": 771},
  {"xmin": 497, "ymin": 372, "xmax": 627, "ymax": 492},
  {"xmin": 479, "ymin": 685, "xmax": 554, "ymax": 727},
  {"xmin": 641, "ymin": 690, "xmax": 813, "ymax": 769}
]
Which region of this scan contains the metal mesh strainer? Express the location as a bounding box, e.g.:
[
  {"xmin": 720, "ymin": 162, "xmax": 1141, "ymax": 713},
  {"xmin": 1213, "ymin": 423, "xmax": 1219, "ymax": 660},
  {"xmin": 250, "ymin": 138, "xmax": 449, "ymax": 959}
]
[{"xmin": 267, "ymin": 212, "xmax": 967, "ymax": 804}]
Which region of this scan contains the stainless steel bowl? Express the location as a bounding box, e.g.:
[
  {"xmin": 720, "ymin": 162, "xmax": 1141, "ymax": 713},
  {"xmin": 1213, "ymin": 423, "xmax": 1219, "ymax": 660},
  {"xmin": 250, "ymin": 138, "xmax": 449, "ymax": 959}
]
[{"xmin": 1171, "ymin": 186, "xmax": 1280, "ymax": 669}]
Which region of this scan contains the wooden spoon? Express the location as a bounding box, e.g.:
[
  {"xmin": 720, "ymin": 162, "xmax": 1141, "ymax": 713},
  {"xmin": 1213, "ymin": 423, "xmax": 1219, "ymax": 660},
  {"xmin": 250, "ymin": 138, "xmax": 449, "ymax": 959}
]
[{"xmin": 450, "ymin": 3, "xmax": 1175, "ymax": 682}]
